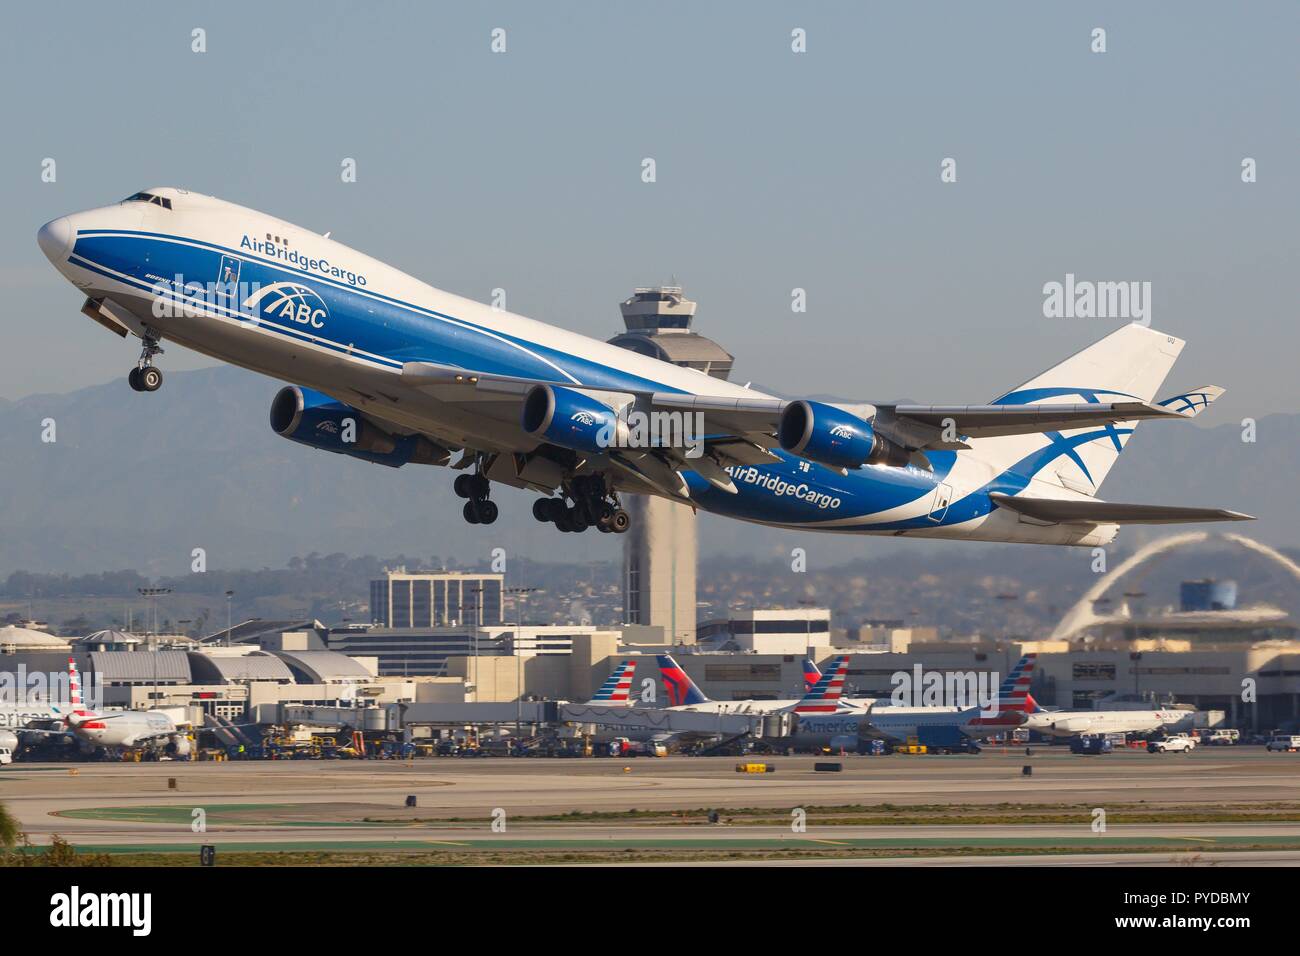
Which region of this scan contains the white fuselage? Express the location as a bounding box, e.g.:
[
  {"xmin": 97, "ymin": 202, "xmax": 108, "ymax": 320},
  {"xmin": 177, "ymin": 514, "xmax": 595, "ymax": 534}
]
[
  {"xmin": 37, "ymin": 188, "xmax": 1129, "ymax": 546},
  {"xmin": 1023, "ymin": 709, "xmax": 1180, "ymax": 738},
  {"xmin": 69, "ymin": 710, "xmax": 179, "ymax": 749}
]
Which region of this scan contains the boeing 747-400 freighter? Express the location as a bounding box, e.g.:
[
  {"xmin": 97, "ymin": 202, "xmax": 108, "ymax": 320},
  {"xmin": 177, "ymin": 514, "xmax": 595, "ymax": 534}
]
[{"xmin": 38, "ymin": 189, "xmax": 1250, "ymax": 541}]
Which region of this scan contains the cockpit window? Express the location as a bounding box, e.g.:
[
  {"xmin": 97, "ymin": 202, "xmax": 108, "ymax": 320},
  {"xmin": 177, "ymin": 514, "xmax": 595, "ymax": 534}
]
[{"xmin": 123, "ymin": 191, "xmax": 172, "ymax": 210}]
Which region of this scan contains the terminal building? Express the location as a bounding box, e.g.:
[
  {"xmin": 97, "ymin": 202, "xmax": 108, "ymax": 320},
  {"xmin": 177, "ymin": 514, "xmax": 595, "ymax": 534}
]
[
  {"xmin": 327, "ymin": 622, "xmax": 617, "ymax": 678},
  {"xmin": 368, "ymin": 569, "xmax": 504, "ymax": 628},
  {"xmin": 696, "ymin": 607, "xmax": 833, "ymax": 654}
]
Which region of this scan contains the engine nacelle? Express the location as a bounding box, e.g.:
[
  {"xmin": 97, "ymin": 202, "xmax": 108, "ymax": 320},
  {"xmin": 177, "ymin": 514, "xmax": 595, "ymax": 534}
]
[
  {"xmin": 270, "ymin": 386, "xmax": 450, "ymax": 468},
  {"xmin": 778, "ymin": 400, "xmax": 909, "ymax": 470},
  {"xmin": 0, "ymin": 729, "xmax": 17, "ymax": 752},
  {"xmin": 522, "ymin": 384, "xmax": 625, "ymax": 454}
]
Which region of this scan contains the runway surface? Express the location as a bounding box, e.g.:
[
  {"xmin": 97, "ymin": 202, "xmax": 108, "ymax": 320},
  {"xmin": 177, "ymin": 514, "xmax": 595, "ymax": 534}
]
[{"xmin": 2, "ymin": 749, "xmax": 1298, "ymax": 864}]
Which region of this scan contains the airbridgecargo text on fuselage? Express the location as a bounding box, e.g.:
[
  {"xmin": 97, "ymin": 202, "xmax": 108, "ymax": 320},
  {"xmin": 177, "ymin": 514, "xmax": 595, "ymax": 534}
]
[
  {"xmin": 726, "ymin": 465, "xmax": 842, "ymax": 510},
  {"xmin": 239, "ymin": 234, "xmax": 368, "ymax": 287}
]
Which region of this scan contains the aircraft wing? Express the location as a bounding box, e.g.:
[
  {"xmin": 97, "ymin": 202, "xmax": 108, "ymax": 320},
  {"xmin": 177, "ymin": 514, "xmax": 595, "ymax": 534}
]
[
  {"xmin": 400, "ymin": 361, "xmax": 1212, "ymax": 456},
  {"xmin": 990, "ymin": 493, "xmax": 1254, "ymax": 524}
]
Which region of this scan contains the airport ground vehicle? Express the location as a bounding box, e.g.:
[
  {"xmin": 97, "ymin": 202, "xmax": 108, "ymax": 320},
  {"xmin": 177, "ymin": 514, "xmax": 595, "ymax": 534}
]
[
  {"xmin": 1206, "ymin": 729, "xmax": 1240, "ymax": 745},
  {"xmin": 1070, "ymin": 735, "xmax": 1113, "ymax": 754},
  {"xmin": 0, "ymin": 747, "xmax": 12, "ymax": 766},
  {"xmin": 1148, "ymin": 734, "xmax": 1197, "ymax": 753},
  {"xmin": 1266, "ymin": 735, "xmax": 1300, "ymax": 752}
]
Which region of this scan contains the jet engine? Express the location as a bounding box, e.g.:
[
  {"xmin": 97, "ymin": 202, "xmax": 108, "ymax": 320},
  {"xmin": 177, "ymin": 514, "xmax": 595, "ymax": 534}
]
[
  {"xmin": 270, "ymin": 386, "xmax": 450, "ymax": 468},
  {"xmin": 778, "ymin": 400, "xmax": 910, "ymax": 470},
  {"xmin": 521, "ymin": 384, "xmax": 626, "ymax": 454}
]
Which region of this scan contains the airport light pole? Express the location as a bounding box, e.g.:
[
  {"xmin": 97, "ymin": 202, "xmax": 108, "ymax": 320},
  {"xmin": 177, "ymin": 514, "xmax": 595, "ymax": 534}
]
[
  {"xmin": 137, "ymin": 587, "xmax": 172, "ymax": 709},
  {"xmin": 137, "ymin": 586, "xmax": 171, "ymax": 638},
  {"xmin": 225, "ymin": 590, "xmax": 235, "ymax": 646}
]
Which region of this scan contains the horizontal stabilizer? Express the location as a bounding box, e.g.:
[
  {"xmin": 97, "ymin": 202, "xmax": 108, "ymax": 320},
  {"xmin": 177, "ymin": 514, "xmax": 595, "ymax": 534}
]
[
  {"xmin": 1156, "ymin": 385, "xmax": 1226, "ymax": 418},
  {"xmin": 990, "ymin": 493, "xmax": 1253, "ymax": 525},
  {"xmin": 886, "ymin": 401, "xmax": 1182, "ymax": 439}
]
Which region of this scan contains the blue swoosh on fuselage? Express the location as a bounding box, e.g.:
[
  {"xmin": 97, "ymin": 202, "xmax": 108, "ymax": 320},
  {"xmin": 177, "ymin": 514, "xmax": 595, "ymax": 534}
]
[
  {"xmin": 68, "ymin": 230, "xmax": 1128, "ymax": 532},
  {"xmin": 70, "ymin": 230, "xmax": 687, "ymax": 395}
]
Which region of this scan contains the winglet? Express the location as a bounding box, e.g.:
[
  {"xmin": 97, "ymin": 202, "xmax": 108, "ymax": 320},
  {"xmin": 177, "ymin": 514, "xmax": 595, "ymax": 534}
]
[{"xmin": 1156, "ymin": 385, "xmax": 1225, "ymax": 418}]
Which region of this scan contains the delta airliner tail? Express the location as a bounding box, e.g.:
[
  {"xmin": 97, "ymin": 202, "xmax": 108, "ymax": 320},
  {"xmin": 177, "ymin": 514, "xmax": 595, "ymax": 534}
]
[
  {"xmin": 801, "ymin": 657, "xmax": 821, "ymax": 692},
  {"xmin": 656, "ymin": 655, "xmax": 710, "ymax": 707}
]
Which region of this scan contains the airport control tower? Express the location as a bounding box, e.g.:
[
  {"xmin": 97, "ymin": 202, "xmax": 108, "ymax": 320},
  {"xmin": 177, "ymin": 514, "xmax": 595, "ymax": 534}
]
[{"xmin": 609, "ymin": 287, "xmax": 734, "ymax": 645}]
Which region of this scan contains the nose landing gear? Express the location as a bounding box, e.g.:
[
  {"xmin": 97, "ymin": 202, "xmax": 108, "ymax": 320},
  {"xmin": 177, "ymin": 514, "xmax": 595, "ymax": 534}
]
[
  {"xmin": 454, "ymin": 470, "xmax": 498, "ymax": 524},
  {"xmin": 128, "ymin": 332, "xmax": 165, "ymax": 392}
]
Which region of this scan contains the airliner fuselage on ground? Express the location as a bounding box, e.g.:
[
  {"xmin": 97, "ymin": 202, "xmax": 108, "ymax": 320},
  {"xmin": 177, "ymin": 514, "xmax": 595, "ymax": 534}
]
[
  {"xmin": 1022, "ymin": 706, "xmax": 1182, "ymax": 738},
  {"xmin": 38, "ymin": 188, "xmax": 1250, "ymax": 540}
]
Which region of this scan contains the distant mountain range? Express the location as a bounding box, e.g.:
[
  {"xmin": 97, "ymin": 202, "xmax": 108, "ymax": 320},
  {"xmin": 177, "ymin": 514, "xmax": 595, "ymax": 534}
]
[{"xmin": 1, "ymin": 366, "xmax": 1292, "ymax": 575}]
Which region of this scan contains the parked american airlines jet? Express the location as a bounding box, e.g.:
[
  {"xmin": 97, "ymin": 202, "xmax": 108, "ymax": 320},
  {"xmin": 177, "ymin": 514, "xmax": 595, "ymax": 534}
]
[
  {"xmin": 38, "ymin": 189, "xmax": 1250, "ymax": 540},
  {"xmin": 31, "ymin": 659, "xmax": 191, "ymax": 757}
]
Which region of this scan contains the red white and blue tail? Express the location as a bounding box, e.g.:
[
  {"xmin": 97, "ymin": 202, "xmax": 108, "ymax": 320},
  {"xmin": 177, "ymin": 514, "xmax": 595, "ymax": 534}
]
[
  {"xmin": 591, "ymin": 660, "xmax": 637, "ymax": 704},
  {"xmin": 801, "ymin": 657, "xmax": 822, "ymax": 692},
  {"xmin": 68, "ymin": 656, "xmax": 83, "ymax": 708},
  {"xmin": 996, "ymin": 654, "xmax": 1038, "ymax": 714},
  {"xmin": 793, "ymin": 655, "xmax": 850, "ymax": 713}
]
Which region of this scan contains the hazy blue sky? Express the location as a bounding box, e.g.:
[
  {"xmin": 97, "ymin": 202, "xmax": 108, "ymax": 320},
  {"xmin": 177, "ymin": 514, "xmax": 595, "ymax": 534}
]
[{"xmin": 3, "ymin": 1, "xmax": 1297, "ymax": 429}]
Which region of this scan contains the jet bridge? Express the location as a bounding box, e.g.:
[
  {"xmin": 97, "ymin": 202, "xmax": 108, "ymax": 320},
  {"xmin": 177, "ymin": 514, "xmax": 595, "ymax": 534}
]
[{"xmin": 559, "ymin": 704, "xmax": 773, "ymax": 738}]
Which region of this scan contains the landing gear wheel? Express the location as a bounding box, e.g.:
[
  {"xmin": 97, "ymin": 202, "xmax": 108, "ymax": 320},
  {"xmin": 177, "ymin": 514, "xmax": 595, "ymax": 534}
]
[
  {"xmin": 532, "ymin": 498, "xmax": 552, "ymax": 522},
  {"xmin": 469, "ymin": 473, "xmax": 490, "ymax": 498},
  {"xmin": 609, "ymin": 509, "xmax": 630, "ymax": 534},
  {"xmin": 477, "ymin": 500, "xmax": 499, "ymax": 524},
  {"xmin": 139, "ymin": 366, "xmax": 163, "ymax": 392},
  {"xmin": 128, "ymin": 368, "xmax": 144, "ymax": 391},
  {"xmin": 463, "ymin": 501, "xmax": 481, "ymax": 524},
  {"xmin": 567, "ymin": 507, "xmax": 589, "ymax": 533},
  {"xmin": 454, "ymin": 474, "xmax": 475, "ymax": 499}
]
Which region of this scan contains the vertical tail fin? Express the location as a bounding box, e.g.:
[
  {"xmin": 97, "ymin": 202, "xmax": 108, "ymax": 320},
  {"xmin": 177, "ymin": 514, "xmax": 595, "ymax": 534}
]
[
  {"xmin": 978, "ymin": 325, "xmax": 1185, "ymax": 496},
  {"xmin": 794, "ymin": 655, "xmax": 850, "ymax": 713},
  {"xmin": 68, "ymin": 656, "xmax": 83, "ymax": 709},
  {"xmin": 801, "ymin": 657, "xmax": 822, "ymax": 693},
  {"xmin": 591, "ymin": 660, "xmax": 637, "ymax": 704},
  {"xmin": 997, "ymin": 654, "xmax": 1037, "ymax": 714},
  {"xmin": 657, "ymin": 655, "xmax": 709, "ymax": 706}
]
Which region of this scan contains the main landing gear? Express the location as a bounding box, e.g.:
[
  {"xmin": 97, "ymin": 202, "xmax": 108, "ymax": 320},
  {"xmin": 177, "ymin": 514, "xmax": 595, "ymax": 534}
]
[
  {"xmin": 127, "ymin": 332, "xmax": 165, "ymax": 392},
  {"xmin": 454, "ymin": 471, "xmax": 498, "ymax": 525},
  {"xmin": 532, "ymin": 475, "xmax": 630, "ymax": 534}
]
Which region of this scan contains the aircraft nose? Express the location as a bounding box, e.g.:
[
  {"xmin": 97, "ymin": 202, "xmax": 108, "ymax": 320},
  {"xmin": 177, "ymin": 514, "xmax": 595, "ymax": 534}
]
[{"xmin": 37, "ymin": 216, "xmax": 74, "ymax": 264}]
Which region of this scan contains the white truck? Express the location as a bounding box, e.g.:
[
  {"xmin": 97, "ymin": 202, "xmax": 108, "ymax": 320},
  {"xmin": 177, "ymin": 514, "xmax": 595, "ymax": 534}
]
[
  {"xmin": 1266, "ymin": 735, "xmax": 1300, "ymax": 753},
  {"xmin": 1148, "ymin": 734, "xmax": 1197, "ymax": 753},
  {"xmin": 0, "ymin": 747, "xmax": 13, "ymax": 766}
]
